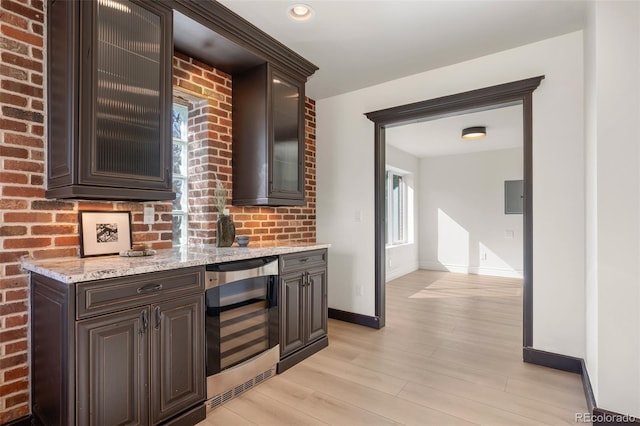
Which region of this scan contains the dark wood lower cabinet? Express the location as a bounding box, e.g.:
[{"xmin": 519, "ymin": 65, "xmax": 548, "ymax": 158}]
[
  {"xmin": 280, "ymin": 272, "xmax": 305, "ymax": 356},
  {"xmin": 151, "ymin": 296, "xmax": 204, "ymax": 424},
  {"xmin": 278, "ymin": 250, "xmax": 328, "ymax": 372},
  {"xmin": 77, "ymin": 308, "xmax": 149, "ymax": 425},
  {"xmin": 31, "ymin": 267, "xmax": 206, "ymax": 426},
  {"xmin": 306, "ymin": 266, "xmax": 328, "ymax": 343}
]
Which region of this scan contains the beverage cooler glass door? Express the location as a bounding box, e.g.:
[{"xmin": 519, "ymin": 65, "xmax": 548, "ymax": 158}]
[{"xmin": 205, "ymin": 257, "xmax": 279, "ymax": 376}]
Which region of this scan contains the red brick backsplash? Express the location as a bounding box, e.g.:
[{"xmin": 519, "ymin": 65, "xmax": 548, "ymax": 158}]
[{"xmin": 0, "ymin": 3, "xmax": 316, "ymax": 422}]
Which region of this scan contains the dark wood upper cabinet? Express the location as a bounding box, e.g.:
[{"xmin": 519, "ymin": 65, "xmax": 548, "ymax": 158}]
[
  {"xmin": 46, "ymin": 0, "xmax": 175, "ymax": 201},
  {"xmin": 232, "ymin": 63, "xmax": 306, "ymax": 206},
  {"xmin": 46, "ymin": 0, "xmax": 317, "ymax": 203}
]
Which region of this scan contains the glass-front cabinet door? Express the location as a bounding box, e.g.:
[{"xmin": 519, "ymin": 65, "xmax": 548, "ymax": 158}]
[
  {"xmin": 232, "ymin": 63, "xmax": 306, "ymax": 206},
  {"xmin": 46, "ymin": 0, "xmax": 174, "ymax": 200},
  {"xmin": 270, "ymin": 71, "xmax": 304, "ymax": 201},
  {"xmin": 84, "ymin": 0, "xmax": 172, "ymax": 190}
]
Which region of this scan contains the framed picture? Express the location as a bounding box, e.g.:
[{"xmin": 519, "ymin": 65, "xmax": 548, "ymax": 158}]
[{"xmin": 79, "ymin": 211, "xmax": 132, "ymax": 257}]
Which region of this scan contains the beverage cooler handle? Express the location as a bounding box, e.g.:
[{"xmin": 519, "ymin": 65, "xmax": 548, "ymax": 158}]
[
  {"xmin": 268, "ymin": 275, "xmax": 278, "ymax": 307},
  {"xmin": 206, "ymin": 257, "xmax": 279, "ymax": 289}
]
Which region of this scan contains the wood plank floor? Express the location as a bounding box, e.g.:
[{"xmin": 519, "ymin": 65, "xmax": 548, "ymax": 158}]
[{"xmin": 198, "ymin": 270, "xmax": 589, "ymax": 425}]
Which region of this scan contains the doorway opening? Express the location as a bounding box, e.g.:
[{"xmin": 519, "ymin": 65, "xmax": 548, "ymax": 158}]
[
  {"xmin": 385, "ymin": 103, "xmax": 524, "ymax": 282},
  {"xmin": 365, "ymin": 76, "xmax": 544, "ymax": 348}
]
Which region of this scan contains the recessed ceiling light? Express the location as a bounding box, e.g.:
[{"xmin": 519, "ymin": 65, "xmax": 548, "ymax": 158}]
[
  {"xmin": 289, "ymin": 3, "xmax": 314, "ymax": 22},
  {"xmin": 461, "ymin": 126, "xmax": 487, "ymax": 139}
]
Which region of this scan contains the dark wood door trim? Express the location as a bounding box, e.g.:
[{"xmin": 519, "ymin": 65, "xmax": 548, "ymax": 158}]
[{"xmin": 365, "ymin": 76, "xmax": 544, "ymax": 345}]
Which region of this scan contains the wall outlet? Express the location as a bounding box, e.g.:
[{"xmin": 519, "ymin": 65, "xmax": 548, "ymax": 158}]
[
  {"xmin": 505, "ymin": 230, "xmax": 515, "ymax": 239},
  {"xmin": 355, "ymin": 210, "xmax": 362, "ymax": 222},
  {"xmin": 480, "ymin": 252, "xmax": 488, "ymax": 261},
  {"xmin": 356, "ymin": 285, "xmax": 364, "ymax": 296},
  {"xmin": 143, "ymin": 206, "xmax": 154, "ymax": 225}
]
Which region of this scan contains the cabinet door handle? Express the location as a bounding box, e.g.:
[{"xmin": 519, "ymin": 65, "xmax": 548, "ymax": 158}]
[
  {"xmin": 140, "ymin": 310, "xmax": 148, "ymax": 335},
  {"xmin": 299, "ymin": 257, "xmax": 309, "ymax": 263},
  {"xmin": 154, "ymin": 306, "xmax": 161, "ymax": 330},
  {"xmin": 301, "ymin": 272, "xmax": 306, "ymax": 286},
  {"xmin": 306, "ymin": 272, "xmax": 311, "ymax": 287},
  {"xmin": 137, "ymin": 283, "xmax": 163, "ymax": 294},
  {"xmin": 300, "ymin": 271, "xmax": 309, "ymax": 287}
]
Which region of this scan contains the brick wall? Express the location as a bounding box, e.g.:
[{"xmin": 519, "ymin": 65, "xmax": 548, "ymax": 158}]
[
  {"xmin": 1, "ymin": 1, "xmax": 47, "ymax": 421},
  {"xmin": 0, "ymin": 4, "xmax": 316, "ymax": 423}
]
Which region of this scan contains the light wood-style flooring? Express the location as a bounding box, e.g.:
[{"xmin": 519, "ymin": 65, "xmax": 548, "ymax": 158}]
[{"xmin": 198, "ymin": 270, "xmax": 589, "ymax": 425}]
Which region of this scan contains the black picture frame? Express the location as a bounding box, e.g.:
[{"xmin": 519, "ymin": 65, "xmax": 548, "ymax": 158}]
[{"xmin": 79, "ymin": 210, "xmax": 132, "ymax": 257}]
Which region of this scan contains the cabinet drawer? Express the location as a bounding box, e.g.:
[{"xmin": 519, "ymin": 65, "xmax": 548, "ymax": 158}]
[
  {"xmin": 280, "ymin": 249, "xmax": 327, "ymax": 274},
  {"xmin": 76, "ymin": 267, "xmax": 204, "ymax": 319}
]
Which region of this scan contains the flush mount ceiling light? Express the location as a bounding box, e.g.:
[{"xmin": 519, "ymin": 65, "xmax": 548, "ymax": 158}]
[
  {"xmin": 461, "ymin": 126, "xmax": 487, "ymax": 139},
  {"xmin": 288, "ymin": 3, "xmax": 314, "ymax": 22}
]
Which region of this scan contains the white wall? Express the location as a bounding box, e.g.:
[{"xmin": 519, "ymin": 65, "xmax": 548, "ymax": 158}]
[
  {"xmin": 385, "ymin": 145, "xmax": 419, "ymax": 282},
  {"xmin": 585, "ymin": 1, "xmax": 640, "ymax": 417},
  {"xmin": 419, "ymin": 148, "xmax": 523, "ymax": 278},
  {"xmin": 584, "ymin": 0, "xmax": 599, "ymax": 404},
  {"xmin": 317, "ymin": 31, "xmax": 585, "ymax": 356}
]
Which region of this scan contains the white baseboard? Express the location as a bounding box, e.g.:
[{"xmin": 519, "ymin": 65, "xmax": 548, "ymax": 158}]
[
  {"xmin": 419, "ymin": 261, "xmax": 523, "ymax": 279},
  {"xmin": 419, "ymin": 261, "xmax": 466, "ymax": 273},
  {"xmin": 386, "ymin": 261, "xmax": 419, "ymax": 282},
  {"xmin": 469, "ymin": 266, "xmax": 523, "ymax": 278}
]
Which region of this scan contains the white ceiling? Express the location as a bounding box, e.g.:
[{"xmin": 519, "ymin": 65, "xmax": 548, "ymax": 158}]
[
  {"xmin": 217, "ymin": 0, "xmax": 587, "ymax": 100},
  {"xmin": 386, "ymin": 104, "xmax": 523, "ymax": 158},
  {"xmin": 216, "ymin": 0, "xmax": 585, "ymax": 158}
]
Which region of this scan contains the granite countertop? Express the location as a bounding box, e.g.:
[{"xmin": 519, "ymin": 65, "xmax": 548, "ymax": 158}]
[{"xmin": 21, "ymin": 243, "xmax": 330, "ymax": 284}]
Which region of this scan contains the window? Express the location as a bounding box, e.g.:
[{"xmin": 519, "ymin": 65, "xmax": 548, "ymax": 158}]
[
  {"xmin": 386, "ymin": 170, "xmax": 407, "ymax": 245},
  {"xmin": 172, "ymin": 102, "xmax": 189, "ymax": 246}
]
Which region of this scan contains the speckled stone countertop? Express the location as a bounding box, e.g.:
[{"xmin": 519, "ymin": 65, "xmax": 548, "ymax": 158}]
[{"xmin": 21, "ymin": 243, "xmax": 330, "ymax": 284}]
